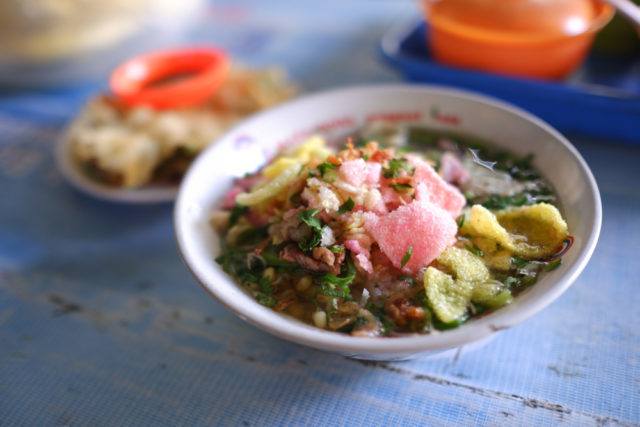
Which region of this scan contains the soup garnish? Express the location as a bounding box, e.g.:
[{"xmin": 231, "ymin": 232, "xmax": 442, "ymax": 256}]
[{"xmin": 212, "ymin": 127, "xmax": 570, "ymax": 336}]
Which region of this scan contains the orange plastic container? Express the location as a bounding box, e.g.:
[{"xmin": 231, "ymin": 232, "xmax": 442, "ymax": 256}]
[{"xmin": 422, "ymin": 0, "xmax": 614, "ymax": 80}]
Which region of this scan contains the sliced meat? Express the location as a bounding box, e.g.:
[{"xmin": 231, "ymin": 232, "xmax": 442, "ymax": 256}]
[
  {"xmin": 280, "ymin": 244, "xmax": 332, "ymax": 272},
  {"xmin": 280, "ymin": 245, "xmax": 345, "ymax": 274}
]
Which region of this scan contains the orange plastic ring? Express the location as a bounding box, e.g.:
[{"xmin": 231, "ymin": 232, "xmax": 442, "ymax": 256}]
[{"xmin": 110, "ymin": 47, "xmax": 230, "ymax": 110}]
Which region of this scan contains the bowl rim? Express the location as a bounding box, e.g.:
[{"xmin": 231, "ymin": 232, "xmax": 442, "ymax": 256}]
[{"xmin": 174, "ymin": 83, "xmax": 602, "ymax": 355}]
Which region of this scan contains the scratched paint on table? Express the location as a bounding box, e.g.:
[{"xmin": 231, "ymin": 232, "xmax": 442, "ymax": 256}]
[{"xmin": 0, "ymin": 0, "xmax": 639, "ymax": 425}]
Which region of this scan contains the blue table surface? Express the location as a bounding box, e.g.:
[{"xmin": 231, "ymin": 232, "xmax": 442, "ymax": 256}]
[{"xmin": 1, "ymin": 1, "xmax": 639, "ymax": 426}]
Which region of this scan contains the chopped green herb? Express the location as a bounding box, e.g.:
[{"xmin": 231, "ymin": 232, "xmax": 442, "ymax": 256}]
[
  {"xmin": 481, "ymin": 193, "xmax": 530, "ymax": 210},
  {"xmin": 229, "ymin": 204, "xmax": 248, "ymax": 227},
  {"xmin": 246, "ymin": 254, "xmax": 266, "ymax": 273},
  {"xmin": 383, "ymin": 158, "xmax": 412, "ymax": 179},
  {"xmin": 255, "ymin": 293, "xmax": 276, "ymax": 307},
  {"xmin": 510, "ymin": 154, "xmax": 539, "ymax": 180},
  {"xmin": 299, "ymin": 209, "xmax": 321, "ymax": 229},
  {"xmin": 365, "ymin": 301, "xmax": 383, "ymax": 317},
  {"xmin": 433, "ymin": 317, "xmax": 466, "ymax": 331},
  {"xmin": 503, "ymin": 276, "xmax": 520, "ymax": 289},
  {"xmin": 338, "ymin": 198, "xmax": 355, "ymax": 214},
  {"xmin": 520, "ymin": 275, "xmax": 538, "ymax": 287},
  {"xmin": 353, "ymin": 136, "xmax": 368, "ymax": 148},
  {"xmin": 319, "ymin": 259, "xmax": 356, "ymax": 299},
  {"xmin": 215, "ymin": 128, "xmax": 567, "ymax": 335},
  {"xmin": 235, "ymin": 226, "xmax": 269, "ymax": 247},
  {"xmin": 298, "ymin": 209, "xmax": 323, "ymax": 252},
  {"xmin": 299, "ymin": 235, "xmax": 321, "ymax": 252},
  {"xmin": 502, "ymin": 273, "xmax": 538, "ymax": 291},
  {"xmin": 258, "ymin": 276, "xmax": 273, "ymax": 295},
  {"xmin": 380, "ymin": 316, "xmax": 396, "ymax": 336},
  {"xmin": 480, "ymin": 189, "xmax": 555, "ymax": 210},
  {"xmin": 260, "ymin": 246, "xmax": 297, "ymax": 270},
  {"xmin": 511, "ymin": 256, "xmax": 529, "ymax": 269},
  {"xmin": 363, "ymin": 302, "xmax": 396, "ymax": 336},
  {"xmin": 400, "ymin": 245, "xmax": 413, "ymax": 268},
  {"xmin": 353, "ymin": 315, "xmax": 369, "ymax": 329},
  {"xmin": 317, "ymin": 162, "xmax": 336, "ymax": 177},
  {"xmin": 464, "ymin": 191, "xmax": 475, "ymax": 204},
  {"xmin": 544, "ymin": 259, "xmax": 562, "ymax": 271},
  {"xmin": 390, "ymin": 183, "xmax": 413, "ymax": 192},
  {"xmin": 215, "ymin": 248, "xmax": 248, "ymax": 277},
  {"xmin": 329, "ymin": 245, "xmax": 345, "ymax": 254},
  {"xmin": 254, "ymin": 275, "xmax": 276, "ymax": 307},
  {"xmin": 466, "ymin": 244, "xmax": 484, "ymax": 258}
]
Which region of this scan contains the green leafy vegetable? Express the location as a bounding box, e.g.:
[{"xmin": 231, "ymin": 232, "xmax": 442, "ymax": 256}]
[
  {"xmin": 511, "ymin": 256, "xmax": 529, "ymax": 269},
  {"xmin": 480, "ymin": 189, "xmax": 555, "ymax": 210},
  {"xmin": 261, "ymin": 246, "xmax": 297, "ymax": 270},
  {"xmin": 400, "ymin": 245, "xmax": 413, "ymax": 268},
  {"xmin": 502, "ymin": 274, "xmax": 537, "ymax": 291},
  {"xmin": 464, "ymin": 191, "xmax": 475, "ymax": 204},
  {"xmin": 433, "ymin": 317, "xmax": 466, "ymax": 331},
  {"xmin": 229, "ymin": 204, "xmax": 248, "ymax": 227},
  {"xmin": 216, "ymin": 246, "xmax": 268, "ymax": 292},
  {"xmin": 353, "ymin": 315, "xmax": 369, "ymax": 329},
  {"xmin": 298, "ymin": 209, "xmax": 323, "ymax": 252},
  {"xmin": 365, "ymin": 301, "xmax": 396, "ymax": 336},
  {"xmin": 259, "ymin": 276, "xmax": 273, "ymax": 294},
  {"xmin": 255, "ymin": 293, "xmax": 276, "ymax": 307},
  {"xmin": 380, "ymin": 316, "xmax": 396, "ymax": 336},
  {"xmin": 235, "ymin": 226, "xmax": 269, "ymax": 247},
  {"xmin": 329, "ymin": 245, "xmax": 345, "ymax": 254},
  {"xmin": 466, "ymin": 244, "xmax": 484, "ymax": 258},
  {"xmin": 299, "ymin": 209, "xmax": 321, "ymax": 229},
  {"xmin": 254, "ymin": 276, "xmax": 276, "ymax": 307},
  {"xmin": 338, "ymin": 198, "xmax": 355, "ymax": 214},
  {"xmin": 317, "ymin": 162, "xmax": 336, "ymax": 177},
  {"xmin": 215, "ymin": 248, "xmax": 248, "ymax": 278},
  {"xmin": 319, "ymin": 259, "xmax": 356, "ymax": 299},
  {"xmin": 544, "ymin": 259, "xmax": 562, "ymax": 271},
  {"xmin": 383, "ymin": 158, "xmax": 413, "ymax": 179},
  {"xmin": 481, "ymin": 193, "xmax": 530, "ymax": 210},
  {"xmin": 352, "ymin": 136, "xmax": 368, "ymax": 148},
  {"xmin": 490, "ymin": 151, "xmax": 540, "ymax": 181},
  {"xmin": 390, "ymin": 183, "xmax": 413, "ymax": 192}
]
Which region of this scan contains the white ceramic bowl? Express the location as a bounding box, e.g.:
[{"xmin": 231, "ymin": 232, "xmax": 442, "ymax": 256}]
[{"xmin": 174, "ymin": 84, "xmax": 601, "ymax": 360}]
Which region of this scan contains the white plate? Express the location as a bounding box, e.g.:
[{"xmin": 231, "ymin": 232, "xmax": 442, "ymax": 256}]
[
  {"xmin": 55, "ymin": 130, "xmax": 177, "ymax": 204},
  {"xmin": 174, "ymin": 84, "xmax": 602, "ymax": 360}
]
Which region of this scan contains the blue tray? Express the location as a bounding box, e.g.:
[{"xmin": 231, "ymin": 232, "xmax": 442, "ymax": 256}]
[{"xmin": 380, "ymin": 22, "xmax": 640, "ymax": 144}]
